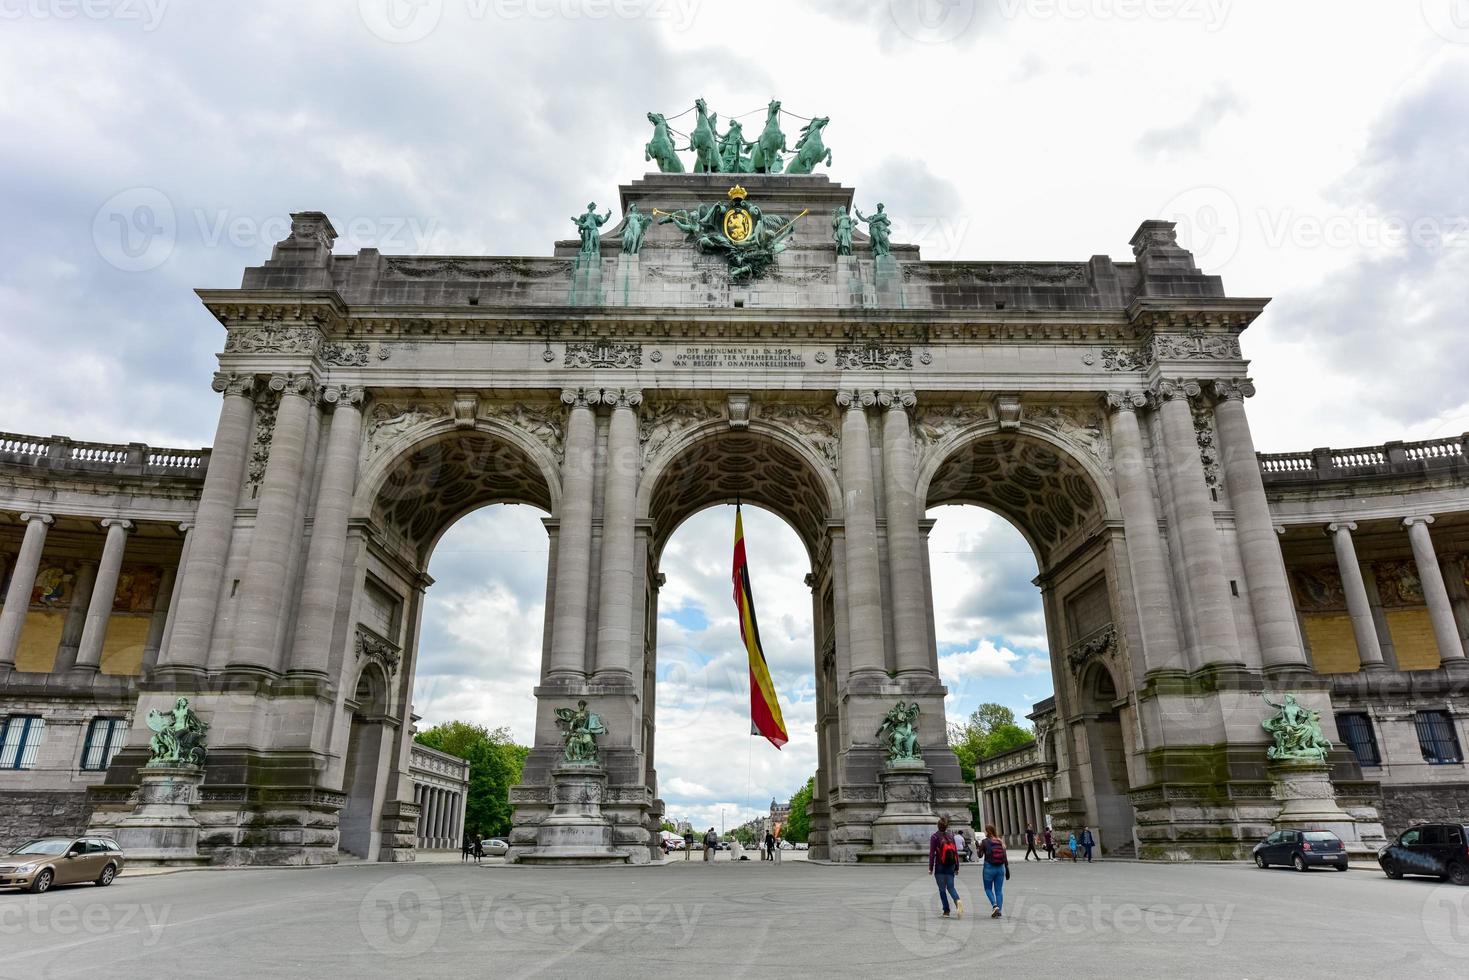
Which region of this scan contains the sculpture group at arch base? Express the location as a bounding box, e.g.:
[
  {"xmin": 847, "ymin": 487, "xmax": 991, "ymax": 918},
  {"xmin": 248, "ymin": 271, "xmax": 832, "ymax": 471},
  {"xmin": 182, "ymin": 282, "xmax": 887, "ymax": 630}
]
[{"xmin": 13, "ymin": 96, "xmax": 1463, "ymax": 869}]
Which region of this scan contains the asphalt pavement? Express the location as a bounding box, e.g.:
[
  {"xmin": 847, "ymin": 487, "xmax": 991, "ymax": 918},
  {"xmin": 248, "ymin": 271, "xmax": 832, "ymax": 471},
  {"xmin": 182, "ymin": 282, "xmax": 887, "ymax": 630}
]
[{"xmin": 2, "ymin": 857, "xmax": 1466, "ymax": 979}]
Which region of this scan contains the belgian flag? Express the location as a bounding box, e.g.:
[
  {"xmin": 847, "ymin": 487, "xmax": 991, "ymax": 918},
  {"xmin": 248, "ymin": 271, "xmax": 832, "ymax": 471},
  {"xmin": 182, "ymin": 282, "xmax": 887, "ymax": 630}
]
[{"xmin": 733, "ymin": 505, "xmax": 788, "ymax": 749}]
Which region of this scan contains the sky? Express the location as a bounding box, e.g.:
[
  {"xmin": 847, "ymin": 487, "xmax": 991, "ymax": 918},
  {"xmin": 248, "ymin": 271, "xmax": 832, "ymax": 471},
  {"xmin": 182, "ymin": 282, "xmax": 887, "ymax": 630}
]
[{"xmin": 4, "ymin": 2, "xmax": 1469, "ymax": 829}]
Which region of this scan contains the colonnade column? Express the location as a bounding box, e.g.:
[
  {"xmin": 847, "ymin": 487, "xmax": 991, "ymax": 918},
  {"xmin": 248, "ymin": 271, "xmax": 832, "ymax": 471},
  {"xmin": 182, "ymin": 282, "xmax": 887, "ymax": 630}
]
[
  {"xmin": 0, "ymin": 512, "xmax": 53, "ymax": 670},
  {"xmin": 231, "ymin": 373, "xmax": 317, "ymax": 674},
  {"xmin": 594, "ymin": 388, "xmax": 641, "ymax": 681},
  {"xmin": 156, "ymin": 522, "xmax": 193, "ymax": 667},
  {"xmin": 1150, "ymin": 379, "xmax": 1242, "ymax": 669},
  {"xmin": 72, "ymin": 519, "xmax": 133, "ymax": 672},
  {"xmin": 54, "ymin": 560, "xmax": 98, "ymax": 672},
  {"xmin": 1211, "ymin": 381, "xmax": 1309, "ymax": 670},
  {"xmin": 837, "ymin": 390, "xmax": 886, "ymax": 678},
  {"xmin": 159, "ymin": 374, "xmax": 257, "ymax": 675},
  {"xmin": 548, "ymin": 388, "xmax": 597, "ymax": 681},
  {"xmin": 1327, "ymin": 522, "xmax": 1386, "ymax": 669},
  {"xmin": 1443, "ymin": 554, "xmax": 1469, "ymax": 648},
  {"xmin": 1404, "ymin": 517, "xmax": 1467, "ymax": 665},
  {"xmin": 288, "ymin": 386, "xmax": 366, "ymax": 679},
  {"xmin": 1106, "ymin": 392, "xmax": 1185, "ymax": 673},
  {"xmin": 879, "ymin": 390, "xmax": 929, "ymax": 678}
]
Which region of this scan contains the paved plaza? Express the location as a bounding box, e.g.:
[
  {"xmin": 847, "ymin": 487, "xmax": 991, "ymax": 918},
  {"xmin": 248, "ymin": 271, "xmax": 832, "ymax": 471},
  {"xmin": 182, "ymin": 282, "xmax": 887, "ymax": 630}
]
[{"xmin": 2, "ymin": 859, "xmax": 1466, "ymax": 979}]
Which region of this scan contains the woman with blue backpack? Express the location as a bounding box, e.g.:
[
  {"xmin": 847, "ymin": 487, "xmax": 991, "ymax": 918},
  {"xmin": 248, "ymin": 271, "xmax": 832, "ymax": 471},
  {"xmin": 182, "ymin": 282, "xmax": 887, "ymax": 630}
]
[{"xmin": 978, "ymin": 824, "xmax": 1010, "ymax": 918}]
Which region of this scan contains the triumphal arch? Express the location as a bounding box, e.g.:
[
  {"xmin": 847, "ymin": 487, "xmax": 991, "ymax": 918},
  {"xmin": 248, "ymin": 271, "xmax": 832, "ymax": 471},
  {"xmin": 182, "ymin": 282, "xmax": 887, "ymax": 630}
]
[{"xmin": 3, "ymin": 102, "xmax": 1468, "ymax": 863}]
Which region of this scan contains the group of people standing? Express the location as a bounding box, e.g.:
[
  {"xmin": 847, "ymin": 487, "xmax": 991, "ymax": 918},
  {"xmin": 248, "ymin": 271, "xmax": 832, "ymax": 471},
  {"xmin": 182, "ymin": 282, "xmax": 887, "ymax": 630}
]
[{"xmin": 928, "ymin": 817, "xmax": 1100, "ymax": 920}]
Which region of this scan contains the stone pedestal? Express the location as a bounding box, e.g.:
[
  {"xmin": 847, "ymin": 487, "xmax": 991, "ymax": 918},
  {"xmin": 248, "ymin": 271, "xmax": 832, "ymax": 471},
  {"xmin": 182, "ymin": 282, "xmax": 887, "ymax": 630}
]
[
  {"xmin": 512, "ymin": 764, "xmax": 629, "ymax": 866},
  {"xmin": 873, "ymin": 254, "xmax": 905, "ymax": 309},
  {"xmin": 111, "ymin": 766, "xmax": 211, "ymax": 866},
  {"xmin": 1269, "ymin": 760, "xmax": 1386, "ymax": 858},
  {"xmin": 857, "ymin": 761, "xmax": 935, "ymax": 863}
]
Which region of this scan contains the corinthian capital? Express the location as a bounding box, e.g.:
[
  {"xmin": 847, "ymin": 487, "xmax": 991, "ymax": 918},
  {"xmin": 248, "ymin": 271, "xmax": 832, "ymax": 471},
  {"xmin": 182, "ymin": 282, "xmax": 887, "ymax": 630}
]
[
  {"xmin": 1104, "ymin": 390, "xmax": 1148, "ymax": 413},
  {"xmin": 601, "ymin": 387, "xmax": 643, "ymax": 408},
  {"xmin": 321, "ymin": 385, "xmax": 367, "ymax": 409},
  {"xmin": 1145, "ymin": 378, "xmax": 1202, "ymax": 408},
  {"xmin": 876, "ymin": 390, "xmax": 917, "ymax": 410},
  {"xmin": 561, "ymin": 387, "xmax": 593, "ymax": 409},
  {"xmin": 1209, "ymin": 378, "xmax": 1257, "ymax": 403},
  {"xmin": 269, "ymin": 372, "xmax": 318, "ymax": 400},
  {"xmin": 211, "ymin": 372, "xmax": 256, "ymax": 398},
  {"xmin": 835, "ymin": 389, "xmax": 876, "ymax": 410}
]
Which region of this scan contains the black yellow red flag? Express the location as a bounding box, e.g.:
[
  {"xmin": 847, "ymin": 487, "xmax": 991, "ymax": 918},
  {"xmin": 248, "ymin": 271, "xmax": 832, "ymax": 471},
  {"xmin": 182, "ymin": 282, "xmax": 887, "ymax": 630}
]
[{"xmin": 732, "ymin": 506, "xmax": 788, "ymax": 749}]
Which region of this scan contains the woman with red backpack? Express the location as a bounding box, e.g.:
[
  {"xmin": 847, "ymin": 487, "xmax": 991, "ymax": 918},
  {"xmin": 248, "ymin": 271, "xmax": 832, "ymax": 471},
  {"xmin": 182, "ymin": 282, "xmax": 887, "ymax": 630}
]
[
  {"xmin": 927, "ymin": 815, "xmax": 963, "ymax": 919},
  {"xmin": 978, "ymin": 824, "xmax": 1010, "ymax": 918}
]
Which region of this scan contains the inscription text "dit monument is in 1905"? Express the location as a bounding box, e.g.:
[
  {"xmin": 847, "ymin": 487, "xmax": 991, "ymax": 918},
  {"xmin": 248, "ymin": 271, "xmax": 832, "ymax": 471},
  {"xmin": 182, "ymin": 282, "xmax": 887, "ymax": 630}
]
[{"xmin": 670, "ymin": 346, "xmax": 806, "ymax": 369}]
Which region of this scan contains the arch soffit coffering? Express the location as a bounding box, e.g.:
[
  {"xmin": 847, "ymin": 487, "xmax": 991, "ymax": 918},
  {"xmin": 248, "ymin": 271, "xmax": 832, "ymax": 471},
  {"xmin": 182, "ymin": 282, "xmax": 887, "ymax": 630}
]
[{"xmin": 637, "ymin": 417, "xmax": 842, "ymax": 564}]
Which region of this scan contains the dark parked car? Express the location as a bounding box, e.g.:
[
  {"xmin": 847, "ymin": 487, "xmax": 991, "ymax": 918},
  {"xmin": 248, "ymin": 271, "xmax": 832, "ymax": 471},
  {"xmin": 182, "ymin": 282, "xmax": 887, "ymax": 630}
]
[
  {"xmin": 1377, "ymin": 823, "xmax": 1469, "ymax": 885},
  {"xmin": 1253, "ymin": 829, "xmax": 1348, "ymax": 872}
]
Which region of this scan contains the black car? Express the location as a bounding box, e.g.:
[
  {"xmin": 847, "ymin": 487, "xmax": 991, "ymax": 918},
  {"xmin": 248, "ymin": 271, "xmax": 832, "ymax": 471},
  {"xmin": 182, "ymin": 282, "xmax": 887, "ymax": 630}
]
[
  {"xmin": 1253, "ymin": 829, "xmax": 1348, "ymax": 872},
  {"xmin": 1377, "ymin": 823, "xmax": 1469, "ymax": 885}
]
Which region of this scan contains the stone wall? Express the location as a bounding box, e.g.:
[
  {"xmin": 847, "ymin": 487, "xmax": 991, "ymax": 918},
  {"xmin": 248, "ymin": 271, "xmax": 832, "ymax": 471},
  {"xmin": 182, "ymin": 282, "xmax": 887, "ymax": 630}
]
[
  {"xmin": 1380, "ymin": 783, "xmax": 1469, "ymax": 838},
  {"xmin": 0, "ymin": 790, "xmax": 89, "ymax": 848}
]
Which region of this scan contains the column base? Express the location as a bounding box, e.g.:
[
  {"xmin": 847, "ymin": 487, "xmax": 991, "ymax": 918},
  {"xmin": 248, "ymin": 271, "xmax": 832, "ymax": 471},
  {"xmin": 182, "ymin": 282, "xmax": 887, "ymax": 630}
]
[
  {"xmin": 110, "ymin": 766, "xmax": 210, "ymax": 866},
  {"xmin": 510, "ymin": 764, "xmax": 630, "ymax": 866}
]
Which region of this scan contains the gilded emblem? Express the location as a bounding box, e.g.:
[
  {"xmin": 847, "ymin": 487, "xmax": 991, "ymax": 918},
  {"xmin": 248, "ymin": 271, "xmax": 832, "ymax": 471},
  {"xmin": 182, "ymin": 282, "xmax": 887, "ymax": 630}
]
[{"xmin": 723, "ymin": 208, "xmax": 752, "ymax": 242}]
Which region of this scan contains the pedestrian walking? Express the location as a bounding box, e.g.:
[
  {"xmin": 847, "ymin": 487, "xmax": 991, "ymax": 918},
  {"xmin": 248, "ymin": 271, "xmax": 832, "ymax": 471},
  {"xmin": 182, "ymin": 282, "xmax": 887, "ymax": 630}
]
[
  {"xmin": 703, "ymin": 828, "xmax": 717, "ymax": 862},
  {"xmin": 1024, "ymin": 823, "xmax": 1040, "ymax": 861},
  {"xmin": 763, "ymin": 830, "xmax": 775, "ymax": 861},
  {"xmin": 978, "ymin": 824, "xmax": 1010, "ymax": 918},
  {"xmin": 772, "ymin": 829, "xmax": 783, "ymax": 864},
  {"xmin": 954, "ymin": 828, "xmax": 968, "ymax": 864},
  {"xmin": 1080, "ymin": 825, "xmax": 1095, "ymax": 863},
  {"xmin": 461, "ymin": 832, "xmax": 473, "ymax": 863},
  {"xmin": 473, "ymin": 833, "xmax": 485, "ymax": 864},
  {"xmin": 1067, "ymin": 830, "xmax": 1079, "ymax": 861},
  {"xmin": 927, "ymin": 815, "xmax": 963, "ymax": 919},
  {"xmin": 1043, "ymin": 826, "xmax": 1055, "ymax": 861}
]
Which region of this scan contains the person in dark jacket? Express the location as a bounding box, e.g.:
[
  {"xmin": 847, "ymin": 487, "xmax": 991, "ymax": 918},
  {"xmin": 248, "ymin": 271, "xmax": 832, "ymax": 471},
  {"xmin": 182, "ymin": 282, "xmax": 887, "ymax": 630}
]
[
  {"xmin": 978, "ymin": 824, "xmax": 1011, "ymax": 918},
  {"xmin": 1043, "ymin": 826, "xmax": 1055, "ymax": 861},
  {"xmin": 927, "ymin": 815, "xmax": 963, "ymax": 919},
  {"xmin": 1024, "ymin": 823, "xmax": 1040, "ymax": 861},
  {"xmin": 1080, "ymin": 825, "xmax": 1095, "ymax": 863}
]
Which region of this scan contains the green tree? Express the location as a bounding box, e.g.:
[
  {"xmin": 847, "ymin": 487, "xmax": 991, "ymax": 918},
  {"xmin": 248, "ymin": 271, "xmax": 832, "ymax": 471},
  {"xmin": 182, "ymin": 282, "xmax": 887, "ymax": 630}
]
[
  {"xmin": 659, "ymin": 820, "xmax": 677, "ymax": 834},
  {"xmin": 784, "ymin": 776, "xmax": 815, "ymax": 843},
  {"xmin": 414, "ymin": 721, "xmax": 529, "ymax": 839},
  {"xmin": 947, "ymin": 703, "xmax": 1036, "ymax": 782}
]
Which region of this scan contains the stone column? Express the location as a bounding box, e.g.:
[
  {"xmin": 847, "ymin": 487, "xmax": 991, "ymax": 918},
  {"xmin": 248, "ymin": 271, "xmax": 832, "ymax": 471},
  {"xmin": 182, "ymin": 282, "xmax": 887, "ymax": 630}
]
[
  {"xmin": 288, "ymin": 386, "xmax": 366, "ymax": 679},
  {"xmin": 1150, "ymin": 380, "xmax": 1242, "ymax": 669},
  {"xmin": 231, "ymin": 373, "xmax": 316, "ymax": 674},
  {"xmin": 156, "ymin": 523, "xmax": 193, "ymax": 664},
  {"xmin": 1211, "ymin": 381, "xmax": 1309, "ymax": 670},
  {"xmin": 1404, "ymin": 517, "xmax": 1467, "ymax": 664},
  {"xmin": 140, "ymin": 566, "xmax": 177, "ymax": 672},
  {"xmin": 1106, "ymin": 392, "xmax": 1185, "ymax": 673},
  {"xmin": 837, "ymin": 390, "xmax": 886, "ymax": 678},
  {"xmin": 594, "ymin": 388, "xmax": 641, "ymax": 681},
  {"xmin": 548, "ymin": 389, "xmax": 596, "ymax": 681},
  {"xmin": 0, "ymin": 512, "xmax": 53, "ymax": 670},
  {"xmin": 1440, "ymin": 554, "xmax": 1469, "ymax": 649},
  {"xmin": 73, "ymin": 519, "xmax": 133, "ymax": 672},
  {"xmin": 54, "ymin": 560, "xmax": 98, "ymax": 672},
  {"xmin": 879, "ymin": 390, "xmax": 929, "ymax": 678},
  {"xmin": 1327, "ymin": 523, "xmax": 1386, "ymax": 670},
  {"xmin": 161, "ymin": 375, "xmax": 257, "ymax": 675}
]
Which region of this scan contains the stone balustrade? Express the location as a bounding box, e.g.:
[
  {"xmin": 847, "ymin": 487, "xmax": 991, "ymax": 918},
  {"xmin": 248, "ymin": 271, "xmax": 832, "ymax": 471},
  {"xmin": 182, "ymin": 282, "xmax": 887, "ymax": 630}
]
[
  {"xmin": 0, "ymin": 432, "xmax": 209, "ymax": 481},
  {"xmin": 1258, "ymin": 434, "xmax": 1468, "ymax": 485}
]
